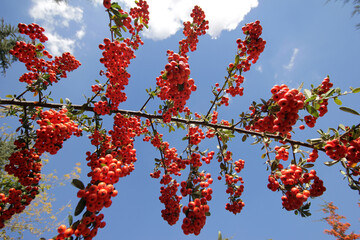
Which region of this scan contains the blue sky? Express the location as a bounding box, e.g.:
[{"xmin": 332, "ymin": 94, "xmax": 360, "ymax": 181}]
[{"xmin": 1, "ymin": 0, "xmax": 360, "ymax": 239}]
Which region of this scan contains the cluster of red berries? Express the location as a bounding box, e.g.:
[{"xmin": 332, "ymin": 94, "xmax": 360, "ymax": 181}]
[
  {"xmin": 187, "ymin": 126, "xmax": 205, "ymax": 145},
  {"xmin": 129, "ymin": 0, "xmax": 150, "ymax": 45},
  {"xmin": 179, "ymin": 6, "xmax": 209, "ymax": 56},
  {"xmin": 303, "ymin": 77, "xmax": 334, "ymax": 128},
  {"xmin": 201, "ymin": 151, "xmax": 215, "ymax": 164},
  {"xmin": 224, "ymin": 171, "xmax": 245, "ymax": 214},
  {"xmin": 306, "ymin": 149, "xmax": 319, "ymax": 162},
  {"xmin": 148, "ymin": 133, "xmax": 185, "ymax": 176},
  {"xmin": 275, "ymin": 146, "xmax": 289, "ymax": 161},
  {"xmin": 269, "ymin": 165, "xmax": 326, "ymax": 211},
  {"xmin": 325, "ymin": 137, "xmax": 360, "ymax": 168},
  {"xmin": 159, "ymin": 180, "xmax": 182, "ymax": 226},
  {"xmin": 181, "ymin": 172, "xmax": 212, "ymax": 235},
  {"xmin": 10, "ymin": 24, "xmax": 80, "ymax": 88},
  {"xmin": 35, "ymin": 109, "xmax": 82, "ymax": 155},
  {"xmin": 156, "ymin": 50, "xmax": 196, "ymax": 122},
  {"xmin": 18, "ymin": 23, "xmax": 48, "ymax": 42},
  {"xmin": 235, "ymin": 20, "xmax": 266, "ymax": 72},
  {"xmin": 57, "ymin": 213, "xmax": 106, "ymax": 239},
  {"xmin": 0, "ymin": 187, "xmax": 38, "ymax": 228},
  {"xmin": 249, "ymin": 84, "xmax": 305, "ymax": 136},
  {"xmin": 96, "ymin": 39, "xmax": 136, "ymax": 114},
  {"xmin": 225, "ymin": 74, "xmax": 245, "ymax": 97}
]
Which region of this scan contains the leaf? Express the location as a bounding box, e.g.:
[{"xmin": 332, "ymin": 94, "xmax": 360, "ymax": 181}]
[
  {"xmin": 302, "ymin": 164, "xmax": 314, "ymax": 168},
  {"xmin": 351, "ymin": 87, "xmax": 360, "ymax": 93},
  {"xmin": 60, "ymin": 98, "xmax": 63, "ymax": 104},
  {"xmin": 304, "ymin": 95, "xmax": 316, "ymax": 104},
  {"xmin": 218, "ymin": 231, "xmax": 222, "ymax": 240},
  {"xmin": 74, "ymin": 198, "xmax": 86, "ymax": 216},
  {"xmin": 333, "ymin": 97, "xmax": 342, "ymax": 105},
  {"xmin": 261, "ymin": 153, "xmax": 266, "ymax": 159},
  {"xmin": 303, "ymin": 89, "xmax": 312, "ymax": 99},
  {"xmin": 5, "ymin": 94, "xmax": 13, "ymax": 98},
  {"xmin": 339, "ymin": 107, "xmax": 360, "ymax": 116},
  {"xmin": 306, "ymin": 105, "xmax": 319, "ymax": 118},
  {"xmin": 68, "ymin": 214, "xmax": 73, "ymax": 226},
  {"xmin": 71, "ymin": 179, "xmax": 85, "ymax": 190},
  {"xmin": 324, "ymin": 160, "xmax": 340, "ymax": 166},
  {"xmin": 323, "ymin": 88, "xmax": 335, "ymax": 98},
  {"xmin": 111, "ymin": 2, "xmax": 122, "ymax": 10}
]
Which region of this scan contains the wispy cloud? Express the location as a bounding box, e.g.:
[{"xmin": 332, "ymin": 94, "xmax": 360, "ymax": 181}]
[
  {"xmin": 256, "ymin": 65, "xmax": 263, "ymax": 73},
  {"xmin": 29, "ymin": 0, "xmax": 85, "ymax": 55},
  {"xmin": 96, "ymin": 0, "xmax": 259, "ymax": 40},
  {"xmin": 283, "ymin": 48, "xmax": 299, "ymax": 71}
]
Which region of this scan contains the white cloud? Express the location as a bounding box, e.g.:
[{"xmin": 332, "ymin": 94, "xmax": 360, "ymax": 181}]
[
  {"xmin": 283, "ymin": 48, "xmax": 299, "ymax": 71},
  {"xmin": 99, "ymin": 0, "xmax": 259, "ymax": 40},
  {"xmin": 256, "ymin": 65, "xmax": 263, "ymax": 73},
  {"xmin": 76, "ymin": 26, "xmax": 86, "ymax": 39},
  {"xmin": 46, "ymin": 33, "xmax": 76, "ymax": 56},
  {"xmin": 29, "ymin": 0, "xmax": 85, "ymax": 55}
]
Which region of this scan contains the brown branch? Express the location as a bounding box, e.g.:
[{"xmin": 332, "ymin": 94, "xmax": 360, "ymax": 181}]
[{"xmin": 0, "ymin": 98, "xmax": 323, "ymax": 151}]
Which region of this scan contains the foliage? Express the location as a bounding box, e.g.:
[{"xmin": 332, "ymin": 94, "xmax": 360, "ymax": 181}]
[
  {"xmin": 322, "ymin": 201, "xmax": 360, "ymax": 240},
  {"xmin": 0, "ymin": 18, "xmax": 25, "ymax": 76}
]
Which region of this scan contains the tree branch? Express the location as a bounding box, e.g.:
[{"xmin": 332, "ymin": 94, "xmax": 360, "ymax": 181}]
[{"xmin": 0, "ymin": 98, "xmax": 323, "ymax": 151}]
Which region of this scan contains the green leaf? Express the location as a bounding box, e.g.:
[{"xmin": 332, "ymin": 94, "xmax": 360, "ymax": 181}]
[
  {"xmin": 339, "ymin": 107, "xmax": 360, "ymax": 116},
  {"xmin": 333, "ymin": 97, "xmax": 342, "ymax": 105},
  {"xmin": 68, "ymin": 214, "xmax": 73, "ymax": 226},
  {"xmin": 303, "ymin": 89, "xmax": 312, "ymax": 99},
  {"xmin": 324, "ymin": 160, "xmax": 340, "ymax": 166},
  {"xmin": 304, "ymin": 94, "xmax": 316, "ymax": 104},
  {"xmin": 323, "ymin": 88, "xmax": 335, "ymax": 98},
  {"xmin": 218, "ymin": 232, "xmax": 222, "ymax": 240},
  {"xmin": 351, "ymin": 87, "xmax": 360, "ymax": 93},
  {"xmin": 60, "ymin": 98, "xmax": 63, "ymax": 104},
  {"xmin": 306, "ymin": 105, "xmax": 319, "ymax": 118},
  {"xmin": 71, "ymin": 179, "xmax": 85, "ymax": 190},
  {"xmin": 74, "ymin": 198, "xmax": 86, "ymax": 216},
  {"xmin": 5, "ymin": 94, "xmax": 13, "ymax": 98},
  {"xmin": 302, "ymin": 163, "xmax": 314, "ymax": 168},
  {"xmin": 111, "ymin": 2, "xmax": 122, "ymax": 10}
]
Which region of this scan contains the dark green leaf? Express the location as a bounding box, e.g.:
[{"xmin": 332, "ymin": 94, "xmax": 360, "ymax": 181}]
[
  {"xmin": 68, "ymin": 214, "xmax": 73, "ymax": 226},
  {"xmin": 74, "ymin": 198, "xmax": 86, "ymax": 216},
  {"xmin": 339, "ymin": 107, "xmax": 360, "ymax": 115},
  {"xmin": 71, "ymin": 179, "xmax": 85, "ymax": 190}
]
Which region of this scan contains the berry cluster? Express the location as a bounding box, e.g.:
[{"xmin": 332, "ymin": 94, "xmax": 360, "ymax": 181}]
[
  {"xmin": 187, "ymin": 126, "xmax": 205, "ymax": 145},
  {"xmin": 10, "ymin": 24, "xmax": 80, "ymax": 88},
  {"xmin": 159, "ymin": 180, "xmax": 182, "ymax": 226},
  {"xmin": 156, "ymin": 51, "xmax": 196, "ymax": 122},
  {"xmin": 235, "ymin": 20, "xmax": 266, "ymax": 72},
  {"xmin": 97, "ymin": 39, "xmax": 136, "ymax": 114},
  {"xmin": 181, "ymin": 172, "xmax": 213, "ymax": 235},
  {"xmin": 270, "ymin": 165, "xmax": 326, "ymax": 211},
  {"xmin": 306, "ymin": 149, "xmax": 319, "ymax": 162},
  {"xmin": 18, "ymin": 23, "xmax": 48, "ymax": 42},
  {"xmin": 275, "ymin": 146, "xmax": 289, "ymax": 161},
  {"xmin": 224, "ymin": 171, "xmax": 245, "ymax": 214},
  {"xmin": 179, "ymin": 6, "xmax": 209, "ymax": 56},
  {"xmin": 325, "ymin": 137, "xmax": 360, "ymax": 168},
  {"xmin": 303, "ymin": 77, "xmax": 334, "ymax": 128},
  {"xmin": 249, "ymin": 84, "xmax": 305, "ymax": 136}
]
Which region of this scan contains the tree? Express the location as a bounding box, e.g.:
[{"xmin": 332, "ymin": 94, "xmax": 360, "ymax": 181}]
[
  {"xmin": 0, "ymin": 18, "xmax": 26, "ymax": 76},
  {"xmin": 0, "ymin": 0, "xmax": 359, "ymax": 239}
]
